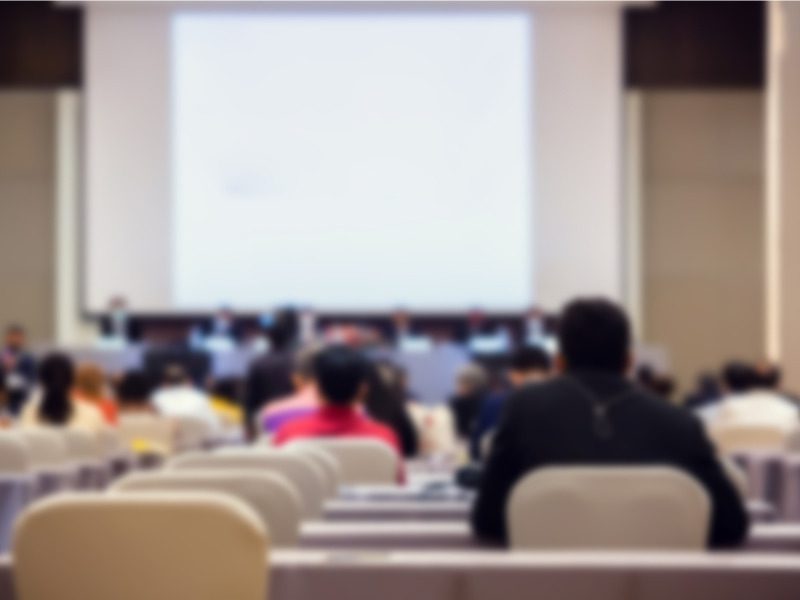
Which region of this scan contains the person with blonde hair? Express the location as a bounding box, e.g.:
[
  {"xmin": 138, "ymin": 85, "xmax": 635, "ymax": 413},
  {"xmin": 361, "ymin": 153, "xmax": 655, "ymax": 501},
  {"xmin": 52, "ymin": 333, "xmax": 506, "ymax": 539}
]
[{"xmin": 73, "ymin": 363, "xmax": 118, "ymax": 425}]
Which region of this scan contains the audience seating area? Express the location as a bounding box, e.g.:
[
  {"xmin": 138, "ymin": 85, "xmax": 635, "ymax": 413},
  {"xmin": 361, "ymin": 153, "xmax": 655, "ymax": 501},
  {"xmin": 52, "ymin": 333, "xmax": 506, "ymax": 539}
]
[{"xmin": 2, "ymin": 416, "xmax": 800, "ymax": 599}]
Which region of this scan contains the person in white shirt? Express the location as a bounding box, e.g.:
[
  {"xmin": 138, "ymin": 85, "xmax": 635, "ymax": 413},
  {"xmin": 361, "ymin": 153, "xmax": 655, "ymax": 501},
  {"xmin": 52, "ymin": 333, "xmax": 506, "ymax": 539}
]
[
  {"xmin": 152, "ymin": 364, "xmax": 221, "ymax": 431},
  {"xmin": 19, "ymin": 353, "xmax": 105, "ymax": 432},
  {"xmin": 709, "ymin": 362, "xmax": 800, "ymax": 430}
]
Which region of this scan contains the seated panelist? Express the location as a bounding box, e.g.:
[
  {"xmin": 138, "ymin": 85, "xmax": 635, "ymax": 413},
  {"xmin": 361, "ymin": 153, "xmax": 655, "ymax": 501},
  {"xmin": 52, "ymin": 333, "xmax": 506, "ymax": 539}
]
[{"xmin": 98, "ymin": 296, "xmax": 141, "ymax": 344}]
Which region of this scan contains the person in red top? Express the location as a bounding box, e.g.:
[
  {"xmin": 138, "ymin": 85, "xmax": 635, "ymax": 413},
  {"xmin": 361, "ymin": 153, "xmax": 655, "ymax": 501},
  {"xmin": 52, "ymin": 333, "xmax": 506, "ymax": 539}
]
[{"xmin": 274, "ymin": 345, "xmax": 404, "ymax": 481}]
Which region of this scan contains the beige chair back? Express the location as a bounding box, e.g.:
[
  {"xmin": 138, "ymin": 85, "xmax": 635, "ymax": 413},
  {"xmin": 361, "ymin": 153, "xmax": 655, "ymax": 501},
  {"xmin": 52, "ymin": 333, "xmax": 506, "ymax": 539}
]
[
  {"xmin": 284, "ymin": 445, "xmax": 341, "ymax": 497},
  {"xmin": 62, "ymin": 428, "xmax": 103, "ymax": 463},
  {"xmin": 508, "ymin": 467, "xmax": 710, "ymax": 550},
  {"xmin": 169, "ymin": 450, "xmax": 325, "ymax": 517},
  {"xmin": 174, "ymin": 415, "xmax": 214, "ymax": 451},
  {"xmin": 710, "ymin": 422, "xmax": 790, "ymax": 453},
  {"xmin": 118, "ymin": 414, "xmax": 175, "ymax": 454},
  {"xmin": 784, "ymin": 426, "xmax": 800, "ymax": 452},
  {"xmin": 287, "ymin": 438, "xmax": 398, "ymax": 485},
  {"xmin": 16, "ymin": 428, "xmax": 68, "ymax": 468},
  {"xmin": 0, "ymin": 431, "xmax": 30, "ymax": 473},
  {"xmin": 96, "ymin": 426, "xmax": 124, "ymax": 459},
  {"xmin": 110, "ymin": 470, "xmax": 302, "ymax": 546},
  {"xmin": 13, "ymin": 492, "xmax": 267, "ymax": 600}
]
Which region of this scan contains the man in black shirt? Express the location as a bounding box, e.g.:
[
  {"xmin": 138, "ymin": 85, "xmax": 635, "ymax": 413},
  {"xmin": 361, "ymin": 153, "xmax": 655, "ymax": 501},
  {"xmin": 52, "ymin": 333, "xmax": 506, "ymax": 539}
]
[{"xmin": 471, "ymin": 297, "xmax": 748, "ymax": 549}]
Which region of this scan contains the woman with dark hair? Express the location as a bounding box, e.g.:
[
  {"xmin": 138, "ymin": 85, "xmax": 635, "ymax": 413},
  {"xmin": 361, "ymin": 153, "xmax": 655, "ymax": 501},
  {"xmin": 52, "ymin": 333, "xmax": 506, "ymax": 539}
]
[
  {"xmin": 364, "ymin": 360, "xmax": 418, "ymax": 457},
  {"xmin": 20, "ymin": 353, "xmax": 104, "ymax": 430}
]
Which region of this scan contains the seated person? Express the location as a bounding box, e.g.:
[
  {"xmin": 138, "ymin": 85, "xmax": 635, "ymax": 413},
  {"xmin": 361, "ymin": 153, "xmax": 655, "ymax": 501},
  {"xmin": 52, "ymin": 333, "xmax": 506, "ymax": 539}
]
[
  {"xmin": 470, "ymin": 345, "xmax": 551, "ymax": 460},
  {"xmin": 449, "ymin": 363, "xmax": 490, "ymax": 440},
  {"xmin": 471, "ymin": 298, "xmax": 748, "ymax": 549},
  {"xmin": 20, "ymin": 353, "xmax": 105, "ymax": 431},
  {"xmin": 152, "ymin": 364, "xmax": 221, "ymax": 430},
  {"xmin": 273, "ymin": 345, "xmax": 403, "ymax": 480},
  {"xmin": 711, "ymin": 361, "xmax": 799, "ymax": 429},
  {"xmin": 73, "ymin": 363, "xmax": 118, "ymax": 425},
  {"xmin": 115, "ymin": 370, "xmax": 155, "ymax": 414},
  {"xmin": 208, "ymin": 378, "xmax": 244, "ymax": 428},
  {"xmin": 260, "ymin": 344, "xmax": 321, "ymax": 434}
]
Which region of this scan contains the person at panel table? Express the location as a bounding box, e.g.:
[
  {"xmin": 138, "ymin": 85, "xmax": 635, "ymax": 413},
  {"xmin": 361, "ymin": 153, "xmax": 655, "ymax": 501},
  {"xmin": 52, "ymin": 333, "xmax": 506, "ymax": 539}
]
[
  {"xmin": 98, "ymin": 296, "xmax": 142, "ymax": 344},
  {"xmin": 273, "ymin": 345, "xmax": 404, "ymax": 482},
  {"xmin": 471, "ymin": 298, "xmax": 748, "ymax": 549},
  {"xmin": 260, "ymin": 344, "xmax": 321, "ymax": 434},
  {"xmin": 1, "ymin": 324, "xmax": 36, "ymax": 415}
]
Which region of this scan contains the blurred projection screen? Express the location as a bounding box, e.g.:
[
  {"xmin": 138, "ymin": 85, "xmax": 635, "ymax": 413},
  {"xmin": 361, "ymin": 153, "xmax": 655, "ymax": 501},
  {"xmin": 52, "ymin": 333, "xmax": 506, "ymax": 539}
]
[{"xmin": 86, "ymin": 7, "xmax": 543, "ymax": 312}]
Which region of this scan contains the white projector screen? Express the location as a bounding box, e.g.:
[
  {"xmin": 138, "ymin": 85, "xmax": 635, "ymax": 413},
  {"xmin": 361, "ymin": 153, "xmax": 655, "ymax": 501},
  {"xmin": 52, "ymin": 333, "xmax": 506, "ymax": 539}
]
[{"xmin": 85, "ymin": 3, "xmax": 624, "ymax": 315}]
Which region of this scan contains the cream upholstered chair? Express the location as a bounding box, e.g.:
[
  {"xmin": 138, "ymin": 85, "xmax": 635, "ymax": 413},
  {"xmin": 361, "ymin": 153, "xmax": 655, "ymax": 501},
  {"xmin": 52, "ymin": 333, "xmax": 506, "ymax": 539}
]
[
  {"xmin": 12, "ymin": 492, "xmax": 268, "ymax": 600},
  {"xmin": 507, "ymin": 467, "xmax": 710, "ymax": 550},
  {"xmin": 16, "ymin": 428, "xmax": 67, "ymax": 469},
  {"xmin": 62, "ymin": 428, "xmax": 108, "ymax": 489},
  {"xmin": 174, "ymin": 415, "xmax": 215, "ymax": 451},
  {"xmin": 287, "ymin": 438, "xmax": 398, "ymax": 485},
  {"xmin": 709, "ymin": 422, "xmax": 790, "ymax": 454},
  {"xmin": 0, "ymin": 431, "xmax": 30, "ymax": 473},
  {"xmin": 169, "ymin": 450, "xmax": 325, "ymax": 518},
  {"xmin": 283, "ymin": 444, "xmax": 341, "ymax": 497},
  {"xmin": 118, "ymin": 413, "xmax": 176, "ymax": 455},
  {"xmin": 110, "ymin": 469, "xmax": 302, "ymax": 546}
]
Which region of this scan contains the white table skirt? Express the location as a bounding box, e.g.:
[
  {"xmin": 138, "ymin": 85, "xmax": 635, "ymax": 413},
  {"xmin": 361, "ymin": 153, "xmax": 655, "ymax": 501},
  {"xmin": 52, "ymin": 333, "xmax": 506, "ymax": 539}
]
[{"xmin": 3, "ymin": 551, "xmax": 800, "ymax": 600}]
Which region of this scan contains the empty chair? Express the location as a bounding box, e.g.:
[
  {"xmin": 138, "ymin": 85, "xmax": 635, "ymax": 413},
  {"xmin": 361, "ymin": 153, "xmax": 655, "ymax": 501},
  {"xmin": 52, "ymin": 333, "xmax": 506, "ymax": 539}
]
[
  {"xmin": 709, "ymin": 422, "xmax": 790, "ymax": 454},
  {"xmin": 0, "ymin": 431, "xmax": 29, "ymax": 474},
  {"xmin": 168, "ymin": 450, "xmax": 325, "ymax": 518},
  {"xmin": 97, "ymin": 426, "xmax": 134, "ymax": 479},
  {"xmin": 286, "ymin": 438, "xmax": 398, "ymax": 485},
  {"xmin": 407, "ymin": 404, "xmax": 458, "ymax": 459},
  {"xmin": 507, "ymin": 467, "xmax": 710, "ymax": 550},
  {"xmin": 13, "ymin": 492, "xmax": 267, "ymax": 600},
  {"xmin": 110, "ymin": 470, "xmax": 302, "ymax": 546}
]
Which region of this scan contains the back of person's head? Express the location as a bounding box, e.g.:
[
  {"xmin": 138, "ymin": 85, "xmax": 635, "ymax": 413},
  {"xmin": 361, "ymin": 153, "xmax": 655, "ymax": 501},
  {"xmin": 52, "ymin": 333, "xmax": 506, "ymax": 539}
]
[
  {"xmin": 38, "ymin": 353, "xmax": 75, "ymax": 425},
  {"xmin": 292, "ymin": 343, "xmax": 320, "ymax": 388},
  {"xmin": 722, "ymin": 362, "xmax": 758, "ymax": 394},
  {"xmin": 116, "ymin": 370, "xmax": 153, "ymax": 407},
  {"xmin": 756, "ymin": 362, "xmax": 782, "ymax": 390},
  {"xmin": 313, "ymin": 345, "xmax": 368, "ymax": 406},
  {"xmin": 267, "ymin": 308, "xmax": 299, "ymax": 352},
  {"xmin": 509, "ymin": 345, "xmax": 551, "ymax": 379},
  {"xmin": 162, "ymin": 364, "xmax": 190, "ymax": 387},
  {"xmin": 5, "ymin": 324, "xmax": 25, "ymax": 349},
  {"xmin": 74, "ymin": 363, "xmax": 106, "ymax": 400},
  {"xmin": 455, "ymin": 363, "xmax": 489, "ymax": 396},
  {"xmin": 558, "ymin": 298, "xmax": 630, "ymax": 373}
]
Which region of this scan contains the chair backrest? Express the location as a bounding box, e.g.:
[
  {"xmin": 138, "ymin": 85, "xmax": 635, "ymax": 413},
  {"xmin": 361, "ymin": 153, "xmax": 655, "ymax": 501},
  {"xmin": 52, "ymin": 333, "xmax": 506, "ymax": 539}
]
[
  {"xmin": 110, "ymin": 470, "xmax": 302, "ymax": 546},
  {"xmin": 284, "ymin": 445, "xmax": 341, "ymax": 497},
  {"xmin": 286, "ymin": 438, "xmax": 398, "ymax": 485},
  {"xmin": 117, "ymin": 414, "xmax": 175, "ymax": 454},
  {"xmin": 507, "ymin": 467, "xmax": 710, "ymax": 550},
  {"xmin": 784, "ymin": 426, "xmax": 800, "ymax": 452},
  {"xmin": 0, "ymin": 431, "xmax": 30, "ymax": 473},
  {"xmin": 96, "ymin": 426, "xmax": 124, "ymax": 459},
  {"xmin": 13, "ymin": 492, "xmax": 267, "ymax": 600},
  {"xmin": 174, "ymin": 415, "xmax": 214, "ymax": 451},
  {"xmin": 168, "ymin": 450, "xmax": 325, "ymax": 517},
  {"xmin": 16, "ymin": 428, "xmax": 68, "ymax": 468},
  {"xmin": 62, "ymin": 428, "xmax": 103, "ymax": 463},
  {"xmin": 710, "ymin": 422, "xmax": 790, "ymax": 453}
]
